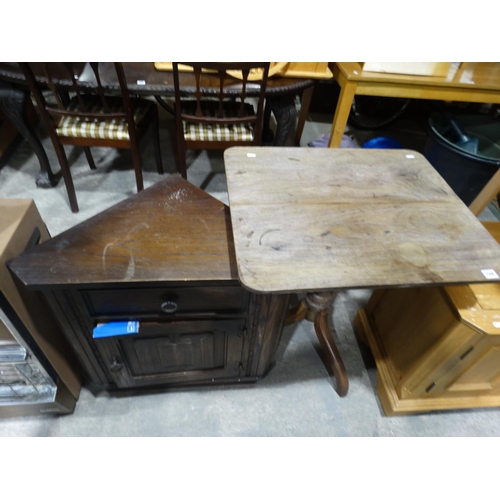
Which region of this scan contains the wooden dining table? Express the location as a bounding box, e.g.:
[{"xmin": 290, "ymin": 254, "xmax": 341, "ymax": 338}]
[
  {"xmin": 327, "ymin": 62, "xmax": 500, "ymax": 148},
  {"xmin": 0, "ymin": 62, "xmax": 315, "ymax": 187}
]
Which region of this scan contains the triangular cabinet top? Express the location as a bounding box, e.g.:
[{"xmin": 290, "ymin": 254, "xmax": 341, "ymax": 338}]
[{"xmin": 9, "ymin": 176, "xmax": 238, "ymax": 288}]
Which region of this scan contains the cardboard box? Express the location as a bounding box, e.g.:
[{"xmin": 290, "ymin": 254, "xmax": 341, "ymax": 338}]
[{"xmin": 0, "ymin": 199, "xmax": 81, "ymax": 416}]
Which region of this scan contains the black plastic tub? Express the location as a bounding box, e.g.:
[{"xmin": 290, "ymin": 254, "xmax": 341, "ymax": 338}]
[{"xmin": 423, "ymin": 112, "xmax": 500, "ymax": 206}]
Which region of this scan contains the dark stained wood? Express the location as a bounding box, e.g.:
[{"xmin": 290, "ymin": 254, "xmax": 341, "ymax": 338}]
[
  {"xmin": 83, "ymin": 285, "xmax": 246, "ymax": 318},
  {"xmin": 18, "ymin": 62, "xmax": 164, "ymax": 213},
  {"xmin": 309, "ymin": 293, "xmax": 348, "ymax": 397},
  {"xmin": 0, "ymin": 82, "xmax": 57, "ymax": 187},
  {"xmin": 0, "ymin": 62, "xmax": 313, "ymax": 97},
  {"xmin": 95, "ymin": 319, "xmax": 247, "ymax": 388},
  {"xmin": 173, "ymin": 62, "xmax": 270, "ymax": 179},
  {"xmin": 9, "ymin": 176, "xmax": 290, "ymax": 390},
  {"xmin": 246, "ymin": 293, "xmax": 291, "ymax": 378},
  {"xmin": 284, "ymin": 299, "xmax": 307, "ymax": 325},
  {"xmin": 0, "ymin": 63, "xmax": 314, "ymax": 187},
  {"xmin": 10, "ymin": 175, "xmax": 237, "ymax": 288}
]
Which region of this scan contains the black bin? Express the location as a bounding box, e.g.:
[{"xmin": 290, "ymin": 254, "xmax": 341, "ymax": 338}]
[{"xmin": 423, "ymin": 112, "xmax": 500, "ymax": 206}]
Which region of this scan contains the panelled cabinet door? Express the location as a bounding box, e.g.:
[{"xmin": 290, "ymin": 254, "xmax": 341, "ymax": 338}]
[
  {"xmin": 399, "ymin": 322, "xmax": 481, "ymax": 399},
  {"xmin": 94, "ymin": 319, "xmax": 246, "ymax": 388},
  {"xmin": 435, "ymin": 336, "xmax": 500, "ymax": 396}
]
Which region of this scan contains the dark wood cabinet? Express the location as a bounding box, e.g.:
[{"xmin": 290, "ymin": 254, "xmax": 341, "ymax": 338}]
[
  {"xmin": 9, "ymin": 176, "xmax": 290, "ymax": 392},
  {"xmin": 94, "ymin": 318, "xmax": 246, "ymax": 387}
]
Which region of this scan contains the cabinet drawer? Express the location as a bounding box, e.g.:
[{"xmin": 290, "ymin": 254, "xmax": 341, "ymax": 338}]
[{"xmin": 82, "ymin": 286, "xmax": 247, "ymax": 318}]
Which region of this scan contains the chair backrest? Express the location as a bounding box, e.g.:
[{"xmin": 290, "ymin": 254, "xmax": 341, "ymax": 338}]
[
  {"xmin": 19, "ymin": 62, "xmax": 138, "ymax": 143},
  {"xmin": 172, "ymin": 62, "xmax": 270, "ymax": 143}
]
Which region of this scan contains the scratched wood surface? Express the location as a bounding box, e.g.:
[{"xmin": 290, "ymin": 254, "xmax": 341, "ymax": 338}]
[
  {"xmin": 224, "ymin": 147, "xmax": 500, "ymax": 293},
  {"xmin": 9, "ymin": 175, "xmax": 238, "ymax": 288}
]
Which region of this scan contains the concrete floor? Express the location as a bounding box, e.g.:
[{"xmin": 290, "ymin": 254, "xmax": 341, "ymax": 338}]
[{"xmin": 1, "ymin": 97, "xmax": 500, "ymax": 436}]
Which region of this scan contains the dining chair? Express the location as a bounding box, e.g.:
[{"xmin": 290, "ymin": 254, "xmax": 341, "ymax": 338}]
[
  {"xmin": 172, "ymin": 62, "xmax": 270, "ymax": 179},
  {"xmin": 19, "ymin": 62, "xmax": 164, "ymax": 213}
]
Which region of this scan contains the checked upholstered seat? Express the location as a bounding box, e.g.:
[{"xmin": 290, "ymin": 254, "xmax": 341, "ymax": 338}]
[
  {"xmin": 20, "ymin": 62, "xmax": 163, "ymax": 213},
  {"xmin": 172, "ymin": 62, "xmax": 270, "ymax": 180},
  {"xmin": 57, "ymin": 96, "xmax": 151, "ymax": 141},
  {"xmin": 180, "ymin": 100, "xmax": 256, "ymax": 142}
]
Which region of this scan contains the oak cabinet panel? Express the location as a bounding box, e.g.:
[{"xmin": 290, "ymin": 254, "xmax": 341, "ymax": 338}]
[{"xmin": 355, "ymin": 285, "xmax": 500, "ymax": 415}]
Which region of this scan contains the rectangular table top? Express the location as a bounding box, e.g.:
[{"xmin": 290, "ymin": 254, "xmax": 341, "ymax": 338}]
[
  {"xmin": 335, "ymin": 62, "xmax": 500, "ymax": 92},
  {"xmin": 224, "ymin": 147, "xmax": 500, "ymax": 294}
]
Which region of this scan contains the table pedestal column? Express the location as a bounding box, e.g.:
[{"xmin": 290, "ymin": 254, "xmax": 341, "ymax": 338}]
[{"xmin": 285, "ymin": 292, "xmax": 349, "ymax": 397}]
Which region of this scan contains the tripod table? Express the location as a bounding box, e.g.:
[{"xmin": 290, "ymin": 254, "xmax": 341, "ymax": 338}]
[{"xmin": 224, "ymin": 147, "xmax": 500, "ymax": 397}]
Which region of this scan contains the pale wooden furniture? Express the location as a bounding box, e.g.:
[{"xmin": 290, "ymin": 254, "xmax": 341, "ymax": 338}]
[
  {"xmin": 328, "ymin": 62, "xmax": 500, "ymax": 148},
  {"xmin": 155, "ymin": 62, "xmax": 333, "ymax": 80},
  {"xmin": 360, "ymin": 62, "xmax": 451, "ymax": 78},
  {"xmin": 224, "ymin": 147, "xmax": 500, "ymax": 397},
  {"xmin": 354, "ymin": 222, "xmax": 500, "ymax": 415},
  {"xmin": 469, "ymin": 168, "xmax": 500, "ymax": 216}
]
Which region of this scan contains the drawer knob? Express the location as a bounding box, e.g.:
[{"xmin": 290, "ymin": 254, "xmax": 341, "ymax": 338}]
[
  {"xmin": 109, "ymin": 357, "xmax": 123, "ymax": 372},
  {"xmin": 161, "ymin": 300, "xmax": 178, "ymax": 313}
]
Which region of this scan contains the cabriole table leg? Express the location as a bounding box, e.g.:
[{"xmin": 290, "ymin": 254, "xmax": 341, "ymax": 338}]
[
  {"xmin": 285, "ymin": 291, "xmax": 349, "ymax": 397},
  {"xmin": 284, "ymin": 298, "xmax": 307, "ymax": 325}
]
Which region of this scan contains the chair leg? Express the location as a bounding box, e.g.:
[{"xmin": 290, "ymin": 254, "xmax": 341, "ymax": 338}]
[
  {"xmin": 262, "ymin": 100, "xmax": 274, "ymax": 143},
  {"xmin": 83, "ymin": 147, "xmax": 97, "ymax": 170},
  {"xmin": 53, "ymin": 142, "xmax": 79, "ymax": 213},
  {"xmin": 130, "ymin": 143, "xmax": 144, "ymax": 192},
  {"xmin": 177, "ymin": 136, "xmax": 187, "ymax": 179},
  {"xmin": 152, "ymin": 109, "xmax": 164, "ymax": 174},
  {"xmin": 295, "ymin": 85, "xmax": 314, "ymax": 146}
]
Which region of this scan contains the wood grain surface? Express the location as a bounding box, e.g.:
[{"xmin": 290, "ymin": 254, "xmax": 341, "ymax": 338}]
[
  {"xmin": 336, "ymin": 62, "xmax": 500, "ymax": 91},
  {"xmin": 224, "ymin": 147, "xmax": 500, "ymax": 293},
  {"xmin": 9, "ymin": 175, "xmax": 238, "ymax": 288}
]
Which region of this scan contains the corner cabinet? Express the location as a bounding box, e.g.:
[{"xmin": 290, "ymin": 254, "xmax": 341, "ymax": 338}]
[{"xmin": 10, "ymin": 177, "xmax": 290, "ymax": 392}]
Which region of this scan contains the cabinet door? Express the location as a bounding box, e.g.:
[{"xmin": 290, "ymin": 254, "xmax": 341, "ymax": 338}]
[
  {"xmin": 94, "ymin": 319, "xmax": 247, "ymax": 388},
  {"xmin": 436, "ymin": 337, "xmax": 500, "ymax": 396}
]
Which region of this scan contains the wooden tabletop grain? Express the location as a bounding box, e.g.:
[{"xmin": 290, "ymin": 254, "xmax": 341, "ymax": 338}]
[
  {"xmin": 336, "ymin": 62, "xmax": 500, "ymax": 91},
  {"xmin": 224, "ymin": 147, "xmax": 500, "ymax": 293}
]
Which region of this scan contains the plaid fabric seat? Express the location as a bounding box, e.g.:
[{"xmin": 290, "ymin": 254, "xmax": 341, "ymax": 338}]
[
  {"xmin": 181, "ymin": 100, "xmax": 256, "ymax": 142},
  {"xmin": 56, "ymin": 96, "xmax": 151, "ymax": 141}
]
